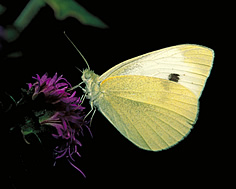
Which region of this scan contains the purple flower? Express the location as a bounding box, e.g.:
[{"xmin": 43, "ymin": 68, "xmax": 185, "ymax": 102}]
[{"xmin": 21, "ymin": 73, "xmax": 91, "ymax": 177}]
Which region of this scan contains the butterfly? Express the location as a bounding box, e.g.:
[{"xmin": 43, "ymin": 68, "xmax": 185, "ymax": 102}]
[{"xmin": 78, "ymin": 44, "xmax": 214, "ymax": 151}]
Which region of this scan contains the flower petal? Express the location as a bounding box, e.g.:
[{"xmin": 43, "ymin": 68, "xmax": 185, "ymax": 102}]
[
  {"xmin": 48, "ymin": 72, "xmax": 58, "ymax": 86},
  {"xmin": 67, "ymin": 158, "xmax": 86, "ymax": 178},
  {"xmin": 56, "ymin": 82, "xmax": 68, "ymax": 89},
  {"xmin": 28, "ymin": 83, "xmax": 32, "ymax": 89},
  {"xmin": 40, "ymin": 73, "xmax": 48, "ymax": 85}
]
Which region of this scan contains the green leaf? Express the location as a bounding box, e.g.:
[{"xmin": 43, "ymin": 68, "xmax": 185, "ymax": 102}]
[
  {"xmin": 0, "ymin": 4, "xmax": 6, "ymax": 15},
  {"xmin": 44, "ymin": 0, "xmax": 108, "ymax": 28}
]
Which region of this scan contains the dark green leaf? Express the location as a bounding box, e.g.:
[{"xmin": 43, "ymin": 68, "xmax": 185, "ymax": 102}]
[{"xmin": 44, "ymin": 0, "xmax": 108, "ymax": 28}]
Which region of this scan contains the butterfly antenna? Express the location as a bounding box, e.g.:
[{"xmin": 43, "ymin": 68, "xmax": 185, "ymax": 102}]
[
  {"xmin": 64, "ymin": 31, "xmax": 90, "ymax": 70},
  {"xmin": 75, "ymin": 66, "xmax": 82, "ymax": 73}
]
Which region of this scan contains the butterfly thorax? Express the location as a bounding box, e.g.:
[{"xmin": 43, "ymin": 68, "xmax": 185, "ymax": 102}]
[{"xmin": 81, "ymin": 69, "xmax": 101, "ymax": 105}]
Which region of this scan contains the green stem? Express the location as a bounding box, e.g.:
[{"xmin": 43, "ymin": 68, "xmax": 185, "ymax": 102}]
[
  {"xmin": 13, "ymin": 0, "xmax": 45, "ymax": 31},
  {"xmin": 13, "ymin": 0, "xmax": 46, "ymax": 31},
  {"xmin": 7, "ymin": 0, "xmax": 46, "ymax": 42}
]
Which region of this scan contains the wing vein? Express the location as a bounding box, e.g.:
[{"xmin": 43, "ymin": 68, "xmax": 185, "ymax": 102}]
[
  {"xmin": 103, "ymin": 95, "xmax": 153, "ymax": 149},
  {"xmin": 106, "ymin": 93, "xmax": 197, "ymax": 122}
]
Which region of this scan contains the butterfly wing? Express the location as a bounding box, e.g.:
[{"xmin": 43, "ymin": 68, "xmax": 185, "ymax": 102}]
[
  {"xmin": 99, "ymin": 44, "xmax": 214, "ymax": 98},
  {"xmin": 97, "ymin": 75, "xmax": 198, "ymax": 151}
]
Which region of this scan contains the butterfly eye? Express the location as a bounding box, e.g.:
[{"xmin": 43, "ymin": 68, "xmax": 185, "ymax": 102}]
[{"xmin": 84, "ymin": 72, "xmax": 91, "ymax": 79}]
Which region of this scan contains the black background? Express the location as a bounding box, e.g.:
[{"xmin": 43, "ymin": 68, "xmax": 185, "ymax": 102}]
[{"xmin": 1, "ymin": 0, "xmax": 229, "ymax": 188}]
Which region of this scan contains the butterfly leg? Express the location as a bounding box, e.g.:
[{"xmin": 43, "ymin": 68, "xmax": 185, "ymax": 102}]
[
  {"xmin": 82, "ymin": 100, "xmax": 97, "ymax": 127},
  {"xmin": 83, "ymin": 101, "xmax": 95, "ymax": 121},
  {"xmin": 67, "ymin": 81, "xmax": 85, "ymax": 92},
  {"xmin": 79, "ymin": 94, "xmax": 86, "ymax": 105},
  {"xmin": 89, "ymin": 107, "xmax": 96, "ymax": 127}
]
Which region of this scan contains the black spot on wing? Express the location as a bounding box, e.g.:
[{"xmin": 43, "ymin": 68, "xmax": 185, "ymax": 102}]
[{"xmin": 168, "ymin": 73, "xmax": 180, "ymax": 82}]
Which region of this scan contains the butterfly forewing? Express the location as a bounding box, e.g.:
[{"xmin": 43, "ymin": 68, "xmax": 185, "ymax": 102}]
[{"xmin": 99, "ymin": 44, "xmax": 214, "ymax": 98}]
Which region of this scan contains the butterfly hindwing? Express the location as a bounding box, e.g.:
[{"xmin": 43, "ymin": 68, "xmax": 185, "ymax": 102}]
[{"xmin": 97, "ymin": 75, "xmax": 198, "ymax": 151}]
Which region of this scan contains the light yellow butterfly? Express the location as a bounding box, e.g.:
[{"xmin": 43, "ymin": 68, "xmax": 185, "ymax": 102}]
[{"xmin": 79, "ymin": 44, "xmax": 214, "ymax": 151}]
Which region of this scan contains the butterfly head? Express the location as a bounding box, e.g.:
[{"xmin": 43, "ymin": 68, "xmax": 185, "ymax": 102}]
[
  {"xmin": 81, "ymin": 69, "xmax": 97, "ymax": 82},
  {"xmin": 81, "ymin": 69, "xmax": 100, "ymax": 101}
]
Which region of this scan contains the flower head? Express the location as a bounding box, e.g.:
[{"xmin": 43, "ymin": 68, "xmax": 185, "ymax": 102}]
[{"xmin": 10, "ymin": 73, "xmax": 91, "ymax": 177}]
